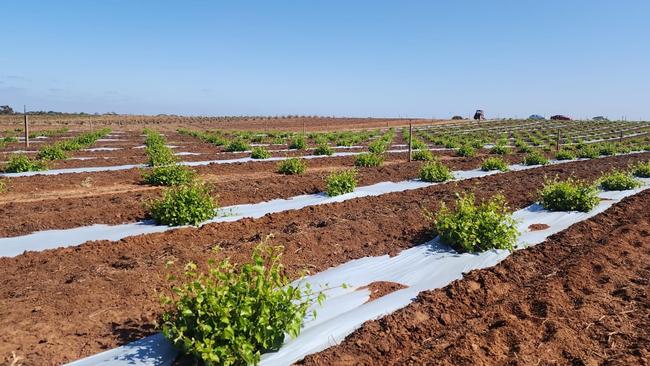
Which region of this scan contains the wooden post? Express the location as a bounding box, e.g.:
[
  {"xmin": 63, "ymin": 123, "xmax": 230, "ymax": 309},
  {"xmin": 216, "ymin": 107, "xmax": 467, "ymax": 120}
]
[
  {"xmin": 24, "ymin": 105, "xmax": 29, "ymax": 148},
  {"xmin": 408, "ymin": 123, "xmax": 413, "ymax": 162},
  {"xmin": 556, "ymin": 128, "xmax": 561, "ymax": 152},
  {"xmin": 302, "ymin": 120, "xmax": 305, "ymax": 135},
  {"xmin": 619, "ymin": 131, "xmax": 623, "ymax": 144}
]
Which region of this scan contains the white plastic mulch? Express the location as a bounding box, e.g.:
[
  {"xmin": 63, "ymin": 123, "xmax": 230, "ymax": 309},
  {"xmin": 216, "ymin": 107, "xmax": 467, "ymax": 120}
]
[{"xmin": 65, "ymin": 179, "xmax": 650, "ymax": 366}]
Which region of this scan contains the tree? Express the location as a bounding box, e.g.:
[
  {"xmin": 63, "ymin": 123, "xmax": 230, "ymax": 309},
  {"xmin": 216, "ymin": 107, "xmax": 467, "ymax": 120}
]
[{"xmin": 0, "ymin": 105, "xmax": 15, "ymax": 115}]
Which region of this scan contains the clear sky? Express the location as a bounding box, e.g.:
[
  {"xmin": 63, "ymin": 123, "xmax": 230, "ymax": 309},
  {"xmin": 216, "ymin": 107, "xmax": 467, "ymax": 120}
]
[{"xmin": 1, "ymin": 0, "xmax": 649, "ymax": 119}]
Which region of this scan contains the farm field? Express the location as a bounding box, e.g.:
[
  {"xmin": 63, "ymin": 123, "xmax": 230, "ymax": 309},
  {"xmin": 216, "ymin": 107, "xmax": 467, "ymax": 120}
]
[{"xmin": 0, "ymin": 116, "xmax": 649, "ymax": 365}]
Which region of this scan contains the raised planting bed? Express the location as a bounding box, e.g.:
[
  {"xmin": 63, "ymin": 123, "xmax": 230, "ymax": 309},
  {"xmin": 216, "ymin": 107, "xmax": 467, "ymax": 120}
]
[
  {"xmin": 299, "ymin": 189, "xmax": 650, "ymax": 366},
  {"xmin": 0, "ymin": 154, "xmax": 648, "ymax": 364}
]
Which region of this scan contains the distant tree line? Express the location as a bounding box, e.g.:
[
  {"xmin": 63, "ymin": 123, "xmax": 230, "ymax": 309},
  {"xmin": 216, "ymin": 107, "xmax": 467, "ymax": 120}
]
[{"xmin": 0, "ymin": 105, "xmax": 116, "ymax": 115}]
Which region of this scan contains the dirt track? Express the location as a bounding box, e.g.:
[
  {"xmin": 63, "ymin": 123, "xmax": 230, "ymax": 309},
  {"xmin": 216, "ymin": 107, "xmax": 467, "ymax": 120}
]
[
  {"xmin": 0, "ymin": 153, "xmax": 648, "ymax": 365},
  {"xmin": 300, "ymin": 189, "xmax": 650, "ymax": 366}
]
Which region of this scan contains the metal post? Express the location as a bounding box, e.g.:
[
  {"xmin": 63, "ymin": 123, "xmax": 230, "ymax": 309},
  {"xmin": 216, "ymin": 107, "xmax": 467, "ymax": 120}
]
[
  {"xmin": 24, "ymin": 105, "xmax": 29, "ymax": 148},
  {"xmin": 556, "ymin": 128, "xmax": 561, "ymax": 152},
  {"xmin": 619, "ymin": 131, "xmax": 623, "ymax": 144},
  {"xmin": 408, "ymin": 123, "xmax": 413, "ymax": 162}
]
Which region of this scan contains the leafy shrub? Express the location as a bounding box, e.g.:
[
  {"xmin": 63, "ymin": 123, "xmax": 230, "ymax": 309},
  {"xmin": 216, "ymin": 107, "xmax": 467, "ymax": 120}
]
[
  {"xmin": 36, "ymin": 145, "xmax": 67, "ymax": 160},
  {"xmin": 146, "ymin": 144, "xmax": 177, "ymax": 167},
  {"xmin": 148, "ymin": 183, "xmax": 216, "ymax": 226},
  {"xmin": 368, "ymin": 140, "xmax": 388, "ymax": 154},
  {"xmin": 411, "ymin": 139, "xmax": 428, "ymax": 150},
  {"xmin": 251, "ymin": 146, "xmax": 271, "ymax": 159},
  {"xmin": 4, "ymin": 154, "xmax": 47, "ymax": 173},
  {"xmin": 598, "ymin": 170, "xmax": 641, "ymax": 191},
  {"xmin": 577, "ymin": 146, "xmax": 598, "ymax": 159},
  {"xmin": 419, "ymin": 161, "xmax": 454, "ymax": 182},
  {"xmin": 481, "ymin": 157, "xmax": 509, "ymax": 172},
  {"xmin": 538, "ymin": 177, "xmax": 599, "ymax": 212},
  {"xmin": 554, "ymin": 149, "xmax": 575, "ymax": 160},
  {"xmin": 289, "ymin": 136, "xmax": 306, "ymax": 150},
  {"xmin": 325, "ymin": 169, "xmax": 357, "ymax": 196},
  {"xmin": 444, "ymin": 140, "xmax": 460, "ymax": 149},
  {"xmin": 225, "ymin": 139, "xmax": 250, "ymax": 152},
  {"xmin": 412, "ymin": 149, "xmax": 434, "ymax": 161},
  {"xmin": 143, "ymin": 165, "xmax": 195, "ymax": 186},
  {"xmin": 432, "ymin": 193, "xmax": 519, "ymax": 253},
  {"xmin": 470, "ymin": 139, "xmax": 484, "ymax": 149},
  {"xmin": 490, "ymin": 144, "xmax": 510, "ymax": 155},
  {"xmin": 598, "ymin": 143, "xmax": 617, "ymax": 156},
  {"xmin": 455, "ymin": 145, "xmax": 476, "ymax": 157},
  {"xmin": 355, "ymin": 153, "xmax": 383, "ymax": 167},
  {"xmin": 277, "ymin": 158, "xmax": 306, "ymax": 175},
  {"xmin": 2, "ymin": 136, "xmax": 18, "ymax": 143},
  {"xmin": 313, "ymin": 144, "xmax": 334, "ymax": 156},
  {"xmin": 161, "ymin": 244, "xmax": 320, "ymax": 366},
  {"xmin": 522, "ymin": 151, "xmax": 549, "ymax": 166},
  {"xmin": 516, "ymin": 142, "xmax": 532, "ymax": 153},
  {"xmin": 58, "ymin": 140, "xmax": 83, "ymax": 151},
  {"xmin": 631, "ymin": 161, "xmax": 650, "ymax": 178}
]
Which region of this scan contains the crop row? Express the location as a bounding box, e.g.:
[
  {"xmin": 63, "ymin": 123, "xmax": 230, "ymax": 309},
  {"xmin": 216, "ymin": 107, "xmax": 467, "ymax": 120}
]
[
  {"xmin": 2, "ymin": 128, "xmax": 111, "ymax": 173},
  {"xmin": 157, "ymin": 160, "xmax": 649, "ymax": 365}
]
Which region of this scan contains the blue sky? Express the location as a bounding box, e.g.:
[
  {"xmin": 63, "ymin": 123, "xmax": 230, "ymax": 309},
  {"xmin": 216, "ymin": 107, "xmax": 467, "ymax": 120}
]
[{"xmin": 1, "ymin": 1, "xmax": 649, "ymax": 119}]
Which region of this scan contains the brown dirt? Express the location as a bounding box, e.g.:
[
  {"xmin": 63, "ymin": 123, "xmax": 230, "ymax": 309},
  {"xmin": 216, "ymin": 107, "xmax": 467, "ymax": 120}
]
[
  {"xmin": 0, "ymin": 115, "xmax": 450, "ymax": 132},
  {"xmin": 360, "ymin": 281, "xmax": 408, "ymax": 302},
  {"xmin": 0, "ymin": 153, "xmax": 528, "ymax": 237},
  {"xmin": 299, "ymin": 190, "xmax": 650, "ymax": 366},
  {"xmin": 0, "ymin": 153, "xmax": 647, "ymax": 365},
  {"xmin": 528, "ymin": 223, "xmax": 551, "ymax": 231}
]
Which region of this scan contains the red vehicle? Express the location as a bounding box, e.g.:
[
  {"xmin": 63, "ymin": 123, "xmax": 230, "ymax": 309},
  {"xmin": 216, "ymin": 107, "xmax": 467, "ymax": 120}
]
[{"xmin": 550, "ymin": 115, "xmax": 571, "ymax": 121}]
